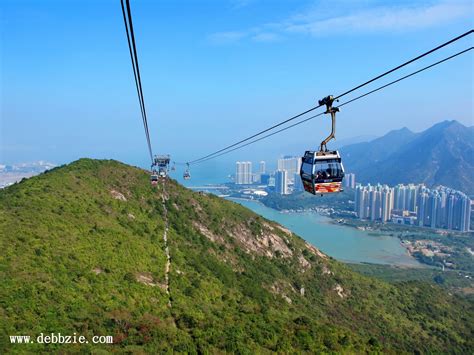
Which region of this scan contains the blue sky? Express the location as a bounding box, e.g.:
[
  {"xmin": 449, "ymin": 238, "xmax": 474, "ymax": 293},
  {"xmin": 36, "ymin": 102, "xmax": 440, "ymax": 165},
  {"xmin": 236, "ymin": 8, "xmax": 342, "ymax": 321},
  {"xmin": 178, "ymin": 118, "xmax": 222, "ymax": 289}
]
[{"xmin": 1, "ymin": 0, "xmax": 473, "ymax": 169}]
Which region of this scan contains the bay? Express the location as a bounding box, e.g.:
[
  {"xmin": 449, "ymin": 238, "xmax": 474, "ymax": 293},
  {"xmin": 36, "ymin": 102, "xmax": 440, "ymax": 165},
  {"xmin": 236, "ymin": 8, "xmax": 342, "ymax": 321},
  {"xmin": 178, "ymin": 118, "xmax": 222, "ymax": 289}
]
[{"xmin": 232, "ymin": 198, "xmax": 422, "ymax": 267}]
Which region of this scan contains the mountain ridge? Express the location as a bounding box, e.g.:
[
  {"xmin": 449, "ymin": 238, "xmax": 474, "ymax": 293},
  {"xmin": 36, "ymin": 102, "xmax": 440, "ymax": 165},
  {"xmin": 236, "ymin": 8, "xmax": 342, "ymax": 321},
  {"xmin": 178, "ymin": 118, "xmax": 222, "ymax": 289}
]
[
  {"xmin": 1, "ymin": 159, "xmax": 472, "ymax": 352},
  {"xmin": 340, "ymin": 120, "xmax": 474, "ymax": 194}
]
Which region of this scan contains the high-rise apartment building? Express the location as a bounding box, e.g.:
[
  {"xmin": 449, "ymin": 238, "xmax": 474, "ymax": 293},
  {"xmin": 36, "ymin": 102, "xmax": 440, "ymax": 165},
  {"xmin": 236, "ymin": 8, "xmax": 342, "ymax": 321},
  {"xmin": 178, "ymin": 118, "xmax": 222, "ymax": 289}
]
[
  {"xmin": 381, "ymin": 186, "xmax": 394, "ymax": 222},
  {"xmin": 275, "ymin": 170, "xmax": 289, "ymax": 195},
  {"xmin": 293, "ymin": 172, "xmax": 303, "ymax": 192},
  {"xmin": 277, "ymin": 156, "xmax": 301, "ymax": 176},
  {"xmin": 356, "ymin": 183, "xmax": 471, "ymax": 232},
  {"xmin": 260, "ymin": 173, "xmax": 270, "ymax": 185},
  {"xmin": 345, "ymin": 173, "xmax": 356, "ymax": 189},
  {"xmin": 235, "ymin": 161, "xmax": 252, "ymax": 185},
  {"xmin": 355, "ymin": 184, "xmax": 370, "ymax": 219}
]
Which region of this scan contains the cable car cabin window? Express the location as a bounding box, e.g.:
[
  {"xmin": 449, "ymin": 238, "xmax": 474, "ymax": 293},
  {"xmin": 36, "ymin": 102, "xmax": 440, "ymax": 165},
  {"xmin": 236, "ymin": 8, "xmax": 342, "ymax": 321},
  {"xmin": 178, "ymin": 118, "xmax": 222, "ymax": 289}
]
[
  {"xmin": 301, "ymin": 162, "xmax": 314, "ymax": 177},
  {"xmin": 314, "ymin": 161, "xmax": 344, "ymax": 180}
]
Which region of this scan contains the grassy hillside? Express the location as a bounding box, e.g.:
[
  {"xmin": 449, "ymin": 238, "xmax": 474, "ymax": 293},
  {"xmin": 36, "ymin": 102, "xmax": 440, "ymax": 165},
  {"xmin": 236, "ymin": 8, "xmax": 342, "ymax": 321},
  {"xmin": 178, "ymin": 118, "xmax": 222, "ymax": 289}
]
[{"xmin": 1, "ymin": 159, "xmax": 473, "ymax": 353}]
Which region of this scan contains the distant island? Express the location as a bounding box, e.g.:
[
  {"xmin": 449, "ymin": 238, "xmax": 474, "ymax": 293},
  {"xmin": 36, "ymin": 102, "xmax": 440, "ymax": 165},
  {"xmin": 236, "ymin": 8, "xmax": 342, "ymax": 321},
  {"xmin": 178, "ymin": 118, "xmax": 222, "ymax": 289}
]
[{"xmin": 0, "ymin": 161, "xmax": 56, "ymax": 189}]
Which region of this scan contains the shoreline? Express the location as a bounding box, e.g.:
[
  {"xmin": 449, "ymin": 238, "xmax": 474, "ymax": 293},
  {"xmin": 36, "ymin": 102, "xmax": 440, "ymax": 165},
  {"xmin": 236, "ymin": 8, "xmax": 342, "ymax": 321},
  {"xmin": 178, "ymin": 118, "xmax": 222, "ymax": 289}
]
[{"xmin": 226, "ymin": 196, "xmax": 423, "ymax": 268}]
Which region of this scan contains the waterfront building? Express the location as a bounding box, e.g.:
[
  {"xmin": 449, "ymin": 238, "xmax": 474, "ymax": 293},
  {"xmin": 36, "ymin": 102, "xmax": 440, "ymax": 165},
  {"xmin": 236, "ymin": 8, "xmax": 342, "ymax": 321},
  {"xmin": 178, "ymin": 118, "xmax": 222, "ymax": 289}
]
[
  {"xmin": 381, "ymin": 186, "xmax": 394, "ymax": 222},
  {"xmin": 235, "ymin": 161, "xmax": 252, "ymax": 185},
  {"xmin": 268, "ymin": 176, "xmax": 275, "ymax": 187},
  {"xmin": 357, "ymin": 182, "xmax": 471, "ymax": 232},
  {"xmin": 275, "ymin": 170, "xmax": 289, "ymax": 195},
  {"xmin": 345, "ymin": 173, "xmax": 356, "ymax": 189},
  {"xmin": 417, "ymin": 192, "xmax": 429, "ymax": 227},
  {"xmin": 355, "ymin": 184, "xmax": 370, "ymax": 219},
  {"xmin": 277, "ymin": 156, "xmax": 302, "ymax": 177},
  {"xmin": 259, "ymin": 161, "xmax": 266, "ymax": 174},
  {"xmin": 293, "ymin": 172, "xmax": 303, "ymax": 193},
  {"xmin": 369, "ymin": 188, "xmax": 381, "ymax": 221},
  {"xmin": 406, "ymin": 184, "xmax": 418, "ymax": 212},
  {"xmin": 394, "ymin": 184, "xmax": 407, "ymax": 211},
  {"xmin": 460, "ymin": 195, "xmax": 471, "ymax": 232},
  {"xmin": 235, "ymin": 162, "xmax": 242, "ymax": 184},
  {"xmin": 429, "ymin": 191, "xmax": 439, "ymax": 228},
  {"xmin": 260, "ymin": 173, "xmax": 270, "ymax": 185},
  {"xmin": 252, "ymin": 173, "xmax": 260, "ymax": 183}
]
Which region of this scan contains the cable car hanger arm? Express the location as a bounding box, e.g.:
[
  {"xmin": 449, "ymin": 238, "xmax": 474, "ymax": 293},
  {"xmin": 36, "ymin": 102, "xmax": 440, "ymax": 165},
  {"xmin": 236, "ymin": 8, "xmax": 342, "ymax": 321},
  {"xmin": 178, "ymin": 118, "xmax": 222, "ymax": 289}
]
[{"xmin": 318, "ymin": 95, "xmax": 340, "ymax": 152}]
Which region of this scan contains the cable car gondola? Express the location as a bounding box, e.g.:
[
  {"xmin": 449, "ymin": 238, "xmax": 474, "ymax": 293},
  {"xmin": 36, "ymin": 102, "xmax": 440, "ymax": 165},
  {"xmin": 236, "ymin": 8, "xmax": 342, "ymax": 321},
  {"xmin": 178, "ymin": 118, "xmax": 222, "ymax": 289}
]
[
  {"xmin": 150, "ymin": 167, "xmax": 159, "ymax": 186},
  {"xmin": 158, "ymin": 167, "xmax": 167, "ymax": 178},
  {"xmin": 183, "ymin": 163, "xmax": 191, "ymax": 180},
  {"xmin": 300, "ymin": 95, "xmax": 345, "ymax": 195}
]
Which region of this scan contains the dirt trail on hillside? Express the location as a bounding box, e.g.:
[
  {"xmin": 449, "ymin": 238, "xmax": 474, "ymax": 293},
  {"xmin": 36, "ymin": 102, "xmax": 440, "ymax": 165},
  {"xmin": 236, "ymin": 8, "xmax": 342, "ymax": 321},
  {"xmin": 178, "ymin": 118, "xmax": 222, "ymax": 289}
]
[{"xmin": 161, "ymin": 179, "xmax": 172, "ymax": 309}]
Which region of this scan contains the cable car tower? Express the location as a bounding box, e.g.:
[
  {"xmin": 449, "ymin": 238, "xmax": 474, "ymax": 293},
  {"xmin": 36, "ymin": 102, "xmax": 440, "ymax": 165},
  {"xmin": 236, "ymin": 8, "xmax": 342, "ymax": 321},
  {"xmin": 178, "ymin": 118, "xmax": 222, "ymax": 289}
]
[{"xmin": 300, "ymin": 95, "xmax": 345, "ymax": 195}]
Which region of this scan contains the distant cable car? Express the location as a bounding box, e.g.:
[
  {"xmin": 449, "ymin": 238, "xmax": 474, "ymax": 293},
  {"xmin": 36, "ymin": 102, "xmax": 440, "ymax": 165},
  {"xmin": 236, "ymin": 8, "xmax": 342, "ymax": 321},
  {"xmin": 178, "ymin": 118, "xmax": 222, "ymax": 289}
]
[
  {"xmin": 183, "ymin": 163, "xmax": 191, "ymax": 180},
  {"xmin": 300, "ymin": 95, "xmax": 345, "ymax": 195},
  {"xmin": 171, "ymin": 162, "xmax": 176, "ymax": 171},
  {"xmin": 158, "ymin": 168, "xmax": 167, "ymax": 178},
  {"xmin": 150, "ymin": 168, "xmax": 159, "ymax": 186}
]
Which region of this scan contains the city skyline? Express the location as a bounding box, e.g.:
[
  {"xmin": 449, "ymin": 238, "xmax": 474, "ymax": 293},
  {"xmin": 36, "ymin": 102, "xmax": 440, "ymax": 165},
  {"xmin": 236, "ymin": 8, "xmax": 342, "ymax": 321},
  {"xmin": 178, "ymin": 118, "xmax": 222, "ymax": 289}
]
[{"xmin": 355, "ymin": 183, "xmax": 471, "ymax": 232}]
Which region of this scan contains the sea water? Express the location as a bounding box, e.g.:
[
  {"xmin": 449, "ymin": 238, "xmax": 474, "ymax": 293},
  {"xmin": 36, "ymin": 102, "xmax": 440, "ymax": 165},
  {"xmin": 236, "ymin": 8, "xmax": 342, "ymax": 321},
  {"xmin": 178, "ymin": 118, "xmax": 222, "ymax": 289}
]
[{"xmin": 233, "ymin": 198, "xmax": 421, "ymax": 266}]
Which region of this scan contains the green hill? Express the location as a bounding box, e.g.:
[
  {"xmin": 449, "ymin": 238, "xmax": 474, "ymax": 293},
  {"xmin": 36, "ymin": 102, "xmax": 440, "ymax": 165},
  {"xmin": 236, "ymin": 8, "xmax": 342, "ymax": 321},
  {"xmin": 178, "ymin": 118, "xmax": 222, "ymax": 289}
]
[{"xmin": 1, "ymin": 159, "xmax": 472, "ymax": 353}]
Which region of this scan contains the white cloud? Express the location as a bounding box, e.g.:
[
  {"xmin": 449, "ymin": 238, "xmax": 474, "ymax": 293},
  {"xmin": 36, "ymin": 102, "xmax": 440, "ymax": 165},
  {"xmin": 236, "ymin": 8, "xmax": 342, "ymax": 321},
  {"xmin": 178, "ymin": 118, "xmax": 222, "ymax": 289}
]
[
  {"xmin": 208, "ymin": 1, "xmax": 473, "ymax": 43},
  {"xmin": 208, "ymin": 31, "xmax": 247, "ymax": 44},
  {"xmin": 285, "ymin": 2, "xmax": 472, "ymax": 36},
  {"xmin": 251, "ymin": 32, "xmax": 281, "ymax": 42}
]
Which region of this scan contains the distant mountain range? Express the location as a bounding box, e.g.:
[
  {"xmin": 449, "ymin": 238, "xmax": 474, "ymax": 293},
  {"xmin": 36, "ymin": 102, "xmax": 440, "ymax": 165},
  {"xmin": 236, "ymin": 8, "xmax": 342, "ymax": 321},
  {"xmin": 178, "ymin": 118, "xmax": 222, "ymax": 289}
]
[
  {"xmin": 0, "ymin": 161, "xmax": 56, "ymax": 173},
  {"xmin": 340, "ymin": 120, "xmax": 474, "ymax": 195},
  {"xmin": 0, "ymin": 161, "xmax": 57, "ymax": 189}
]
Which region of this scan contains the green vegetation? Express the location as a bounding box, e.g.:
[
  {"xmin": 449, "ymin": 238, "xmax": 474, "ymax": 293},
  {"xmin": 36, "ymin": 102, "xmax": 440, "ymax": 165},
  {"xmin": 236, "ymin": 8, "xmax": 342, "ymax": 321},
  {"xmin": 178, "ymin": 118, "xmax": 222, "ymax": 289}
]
[
  {"xmin": 1, "ymin": 159, "xmax": 473, "ymax": 353},
  {"xmin": 348, "ymin": 263, "xmax": 473, "ymax": 291},
  {"xmin": 341, "ymin": 219, "xmax": 474, "ymax": 273},
  {"xmin": 402, "ymin": 231, "xmax": 474, "ymax": 273},
  {"xmin": 261, "ymin": 189, "xmax": 354, "ymax": 213}
]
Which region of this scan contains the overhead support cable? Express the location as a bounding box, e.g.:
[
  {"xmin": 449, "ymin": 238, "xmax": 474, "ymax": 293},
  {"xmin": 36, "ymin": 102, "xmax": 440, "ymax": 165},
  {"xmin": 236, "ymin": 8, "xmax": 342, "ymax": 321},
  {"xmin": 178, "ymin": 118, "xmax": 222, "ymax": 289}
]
[
  {"xmin": 333, "ymin": 30, "xmax": 473, "ymax": 101},
  {"xmin": 185, "ymin": 30, "xmax": 473, "ymax": 165},
  {"xmin": 120, "ymin": 0, "xmax": 154, "ymax": 163},
  {"xmin": 188, "ymin": 46, "xmax": 473, "ymax": 165}
]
